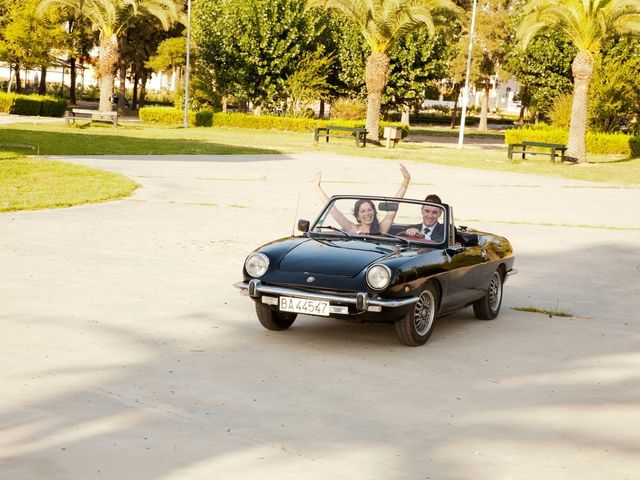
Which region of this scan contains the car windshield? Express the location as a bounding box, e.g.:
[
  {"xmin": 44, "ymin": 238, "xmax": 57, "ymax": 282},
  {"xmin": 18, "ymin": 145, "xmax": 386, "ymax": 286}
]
[{"xmin": 311, "ymin": 197, "xmax": 447, "ymax": 244}]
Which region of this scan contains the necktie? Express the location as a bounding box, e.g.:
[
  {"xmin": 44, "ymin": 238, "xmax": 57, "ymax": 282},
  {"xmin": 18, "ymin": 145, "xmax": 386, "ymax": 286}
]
[{"xmin": 423, "ymin": 227, "xmax": 430, "ymax": 238}]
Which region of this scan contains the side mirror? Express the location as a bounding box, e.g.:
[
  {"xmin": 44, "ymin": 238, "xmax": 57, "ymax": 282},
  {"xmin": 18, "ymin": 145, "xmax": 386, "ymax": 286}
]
[{"xmin": 297, "ymin": 219, "xmax": 310, "ymax": 232}]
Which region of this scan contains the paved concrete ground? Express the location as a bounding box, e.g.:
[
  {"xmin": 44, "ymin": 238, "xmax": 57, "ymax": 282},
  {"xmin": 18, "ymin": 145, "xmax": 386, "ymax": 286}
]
[{"xmin": 1, "ymin": 153, "xmax": 639, "ymax": 480}]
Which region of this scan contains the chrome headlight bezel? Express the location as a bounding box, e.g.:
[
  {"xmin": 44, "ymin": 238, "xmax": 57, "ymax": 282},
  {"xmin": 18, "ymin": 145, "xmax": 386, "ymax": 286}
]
[
  {"xmin": 245, "ymin": 252, "xmax": 269, "ymax": 278},
  {"xmin": 366, "ymin": 264, "xmax": 392, "ymax": 290}
]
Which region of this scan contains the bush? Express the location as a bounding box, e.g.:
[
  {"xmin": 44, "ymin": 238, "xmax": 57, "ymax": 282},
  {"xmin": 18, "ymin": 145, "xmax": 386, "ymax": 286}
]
[
  {"xmin": 195, "ymin": 109, "xmax": 213, "ymax": 127},
  {"xmin": 0, "ymin": 93, "xmax": 68, "ymax": 117},
  {"xmin": 546, "ymin": 93, "xmax": 573, "ymax": 129},
  {"xmin": 139, "ymin": 108, "xmax": 411, "ymax": 140},
  {"xmin": 40, "ymin": 97, "xmax": 68, "ymax": 117},
  {"xmin": 13, "ymin": 96, "xmax": 42, "ymax": 116},
  {"xmin": 209, "ymin": 112, "xmax": 408, "ymax": 136},
  {"xmin": 139, "ymin": 106, "xmax": 196, "ymax": 125},
  {"xmin": 0, "ymin": 93, "xmax": 14, "ymax": 113},
  {"xmin": 505, "ymin": 125, "xmax": 640, "ymax": 157},
  {"xmin": 330, "ymin": 98, "xmax": 367, "ymax": 121}
]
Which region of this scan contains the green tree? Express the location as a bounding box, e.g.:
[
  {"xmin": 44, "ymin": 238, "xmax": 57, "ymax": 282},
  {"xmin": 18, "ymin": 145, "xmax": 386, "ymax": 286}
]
[
  {"xmin": 0, "ymin": 0, "xmax": 65, "ymax": 93},
  {"xmin": 38, "ymin": 0, "xmax": 180, "ymax": 112},
  {"xmin": 589, "ymin": 36, "xmax": 640, "ymax": 134},
  {"xmin": 449, "ymin": 0, "xmax": 513, "ymax": 131},
  {"xmin": 307, "ymin": 0, "xmax": 462, "ymax": 142},
  {"xmin": 503, "ymin": 29, "xmax": 575, "ymax": 123},
  {"xmin": 195, "ymin": 0, "xmax": 325, "ymax": 112},
  {"xmin": 285, "ymin": 47, "xmax": 333, "ymax": 116},
  {"xmin": 385, "ymin": 29, "xmax": 457, "ymax": 125},
  {"xmin": 146, "ymin": 36, "xmax": 186, "ymax": 96},
  {"xmin": 518, "ymin": 0, "xmax": 640, "ymax": 162}
]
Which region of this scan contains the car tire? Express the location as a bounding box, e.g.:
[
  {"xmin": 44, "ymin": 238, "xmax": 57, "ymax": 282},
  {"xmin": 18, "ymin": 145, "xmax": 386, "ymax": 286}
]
[
  {"xmin": 394, "ymin": 282, "xmax": 438, "ymax": 346},
  {"xmin": 473, "ymin": 268, "xmax": 504, "ymax": 320},
  {"xmin": 255, "ymin": 302, "xmax": 297, "ymax": 330}
]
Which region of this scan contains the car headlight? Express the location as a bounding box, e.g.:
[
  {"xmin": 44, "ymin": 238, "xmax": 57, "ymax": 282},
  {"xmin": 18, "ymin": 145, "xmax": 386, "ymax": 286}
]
[
  {"xmin": 245, "ymin": 253, "xmax": 269, "ymax": 278},
  {"xmin": 366, "ymin": 264, "xmax": 391, "ymax": 290}
]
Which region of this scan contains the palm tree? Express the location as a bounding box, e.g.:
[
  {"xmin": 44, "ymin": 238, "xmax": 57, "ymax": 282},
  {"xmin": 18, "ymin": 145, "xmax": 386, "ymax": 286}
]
[
  {"xmin": 38, "ymin": 0, "xmax": 180, "ymax": 112},
  {"xmin": 518, "ymin": 0, "xmax": 640, "ymax": 163},
  {"xmin": 308, "ymin": 0, "xmax": 461, "ymax": 143}
]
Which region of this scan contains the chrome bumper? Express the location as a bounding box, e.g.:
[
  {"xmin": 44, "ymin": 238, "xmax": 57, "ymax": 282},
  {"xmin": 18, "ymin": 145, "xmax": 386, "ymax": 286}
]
[{"xmin": 233, "ymin": 279, "xmax": 418, "ymax": 311}]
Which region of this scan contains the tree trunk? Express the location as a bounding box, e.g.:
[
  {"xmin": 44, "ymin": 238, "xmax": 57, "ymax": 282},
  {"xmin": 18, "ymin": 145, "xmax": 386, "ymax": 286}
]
[
  {"xmin": 365, "ymin": 51, "xmax": 390, "ymax": 143},
  {"xmin": 118, "ymin": 60, "xmax": 126, "ymax": 112},
  {"xmin": 222, "ymin": 95, "xmax": 228, "ymax": 113},
  {"xmin": 518, "ymin": 84, "xmax": 528, "ymax": 126},
  {"xmin": 14, "ymin": 65, "xmax": 22, "ymax": 93},
  {"xmin": 98, "ymin": 33, "xmax": 119, "ymax": 112},
  {"xmin": 319, "ymin": 99, "xmax": 324, "ymax": 119},
  {"xmin": 401, "ymin": 105, "xmax": 410, "ymax": 126},
  {"xmin": 450, "ymin": 85, "xmax": 460, "ymax": 128},
  {"xmin": 139, "ymin": 69, "xmax": 148, "ymax": 108},
  {"xmin": 132, "ymin": 71, "xmax": 139, "ymax": 110},
  {"xmin": 38, "ymin": 66, "xmax": 47, "ymax": 95},
  {"xmin": 566, "ymin": 51, "xmax": 594, "ymax": 163},
  {"xmin": 478, "ymin": 84, "xmax": 489, "ymax": 131},
  {"xmin": 69, "ymin": 58, "xmax": 77, "ymax": 105}
]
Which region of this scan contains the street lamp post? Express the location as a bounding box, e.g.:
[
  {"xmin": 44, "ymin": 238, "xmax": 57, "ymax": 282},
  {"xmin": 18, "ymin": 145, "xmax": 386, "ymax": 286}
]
[
  {"xmin": 457, "ymin": 0, "xmax": 478, "ymax": 149},
  {"xmin": 183, "ymin": 0, "xmax": 192, "ymax": 128}
]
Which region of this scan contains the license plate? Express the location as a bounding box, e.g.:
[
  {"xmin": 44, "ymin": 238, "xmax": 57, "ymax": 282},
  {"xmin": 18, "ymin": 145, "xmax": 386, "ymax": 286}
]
[{"xmin": 279, "ymin": 296, "xmax": 329, "ymax": 316}]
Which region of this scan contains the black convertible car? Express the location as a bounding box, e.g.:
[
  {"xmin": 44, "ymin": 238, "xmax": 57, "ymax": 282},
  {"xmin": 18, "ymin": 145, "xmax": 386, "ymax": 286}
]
[{"xmin": 234, "ymin": 196, "xmax": 516, "ymax": 346}]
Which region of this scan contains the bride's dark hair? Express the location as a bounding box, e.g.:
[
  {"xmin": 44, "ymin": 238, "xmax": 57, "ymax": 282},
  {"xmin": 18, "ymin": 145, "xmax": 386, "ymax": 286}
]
[{"xmin": 353, "ymin": 199, "xmax": 380, "ymax": 233}]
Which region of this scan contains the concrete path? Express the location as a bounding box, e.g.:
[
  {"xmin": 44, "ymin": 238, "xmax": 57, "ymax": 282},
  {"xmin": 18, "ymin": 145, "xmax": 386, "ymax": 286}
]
[{"xmin": 1, "ymin": 153, "xmax": 639, "ymax": 480}]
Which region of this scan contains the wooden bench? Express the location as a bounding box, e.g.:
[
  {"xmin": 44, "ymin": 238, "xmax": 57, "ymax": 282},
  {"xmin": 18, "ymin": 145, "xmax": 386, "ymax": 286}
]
[
  {"xmin": 314, "ymin": 126, "xmax": 367, "ymax": 147},
  {"xmin": 65, "ymin": 108, "xmax": 118, "ymax": 128},
  {"xmin": 508, "ymin": 140, "xmax": 567, "ymax": 163}
]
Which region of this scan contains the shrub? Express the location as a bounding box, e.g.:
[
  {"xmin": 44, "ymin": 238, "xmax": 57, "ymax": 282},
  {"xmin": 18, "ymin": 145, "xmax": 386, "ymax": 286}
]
[
  {"xmin": 330, "ymin": 98, "xmax": 367, "ymax": 121},
  {"xmin": 139, "ymin": 106, "xmax": 195, "ymax": 125},
  {"xmin": 0, "ymin": 93, "xmax": 68, "ymax": 117},
  {"xmin": 505, "ymin": 126, "xmax": 639, "ymax": 157},
  {"xmin": 40, "ymin": 96, "xmax": 68, "ymax": 117},
  {"xmin": 13, "ymin": 96, "xmax": 42, "ymax": 116},
  {"xmin": 209, "ymin": 112, "xmax": 407, "ymax": 135},
  {"xmin": 546, "ymin": 93, "xmax": 573, "ymax": 129},
  {"xmin": 195, "ymin": 109, "xmax": 213, "ymax": 127},
  {"xmin": 0, "ymin": 93, "xmax": 15, "ymax": 113}
]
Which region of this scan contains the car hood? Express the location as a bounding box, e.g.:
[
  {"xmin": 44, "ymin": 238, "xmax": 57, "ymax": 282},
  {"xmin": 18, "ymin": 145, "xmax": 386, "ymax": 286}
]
[{"xmin": 277, "ymin": 237, "xmax": 397, "ymax": 277}]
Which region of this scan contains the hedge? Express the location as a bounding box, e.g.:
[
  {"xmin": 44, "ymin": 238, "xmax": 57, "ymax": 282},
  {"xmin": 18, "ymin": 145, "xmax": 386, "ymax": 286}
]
[
  {"xmin": 139, "ymin": 108, "xmax": 409, "ymax": 137},
  {"xmin": 386, "ymin": 112, "xmax": 516, "ymax": 126},
  {"xmin": 0, "ymin": 93, "xmax": 67, "ymax": 117},
  {"xmin": 139, "ymin": 106, "xmax": 196, "ymax": 125},
  {"xmin": 505, "ymin": 126, "xmax": 640, "ymax": 157}
]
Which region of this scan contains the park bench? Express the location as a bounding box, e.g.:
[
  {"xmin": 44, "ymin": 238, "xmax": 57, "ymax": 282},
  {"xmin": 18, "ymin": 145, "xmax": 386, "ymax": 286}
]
[
  {"xmin": 508, "ymin": 140, "xmax": 568, "ymax": 163},
  {"xmin": 314, "ymin": 125, "xmax": 367, "ymax": 147},
  {"xmin": 65, "ymin": 108, "xmax": 118, "ymax": 128}
]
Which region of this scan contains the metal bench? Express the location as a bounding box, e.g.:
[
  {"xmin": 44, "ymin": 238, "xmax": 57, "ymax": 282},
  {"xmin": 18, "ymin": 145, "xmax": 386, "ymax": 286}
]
[
  {"xmin": 65, "ymin": 108, "xmax": 118, "ymax": 128},
  {"xmin": 314, "ymin": 126, "xmax": 367, "ymax": 147},
  {"xmin": 508, "ymin": 140, "xmax": 567, "ymax": 163}
]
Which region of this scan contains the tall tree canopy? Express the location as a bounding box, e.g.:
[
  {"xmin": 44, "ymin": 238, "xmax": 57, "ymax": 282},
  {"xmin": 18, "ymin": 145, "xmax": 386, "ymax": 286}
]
[
  {"xmin": 194, "ymin": 0, "xmax": 325, "ymax": 112},
  {"xmin": 307, "ymin": 0, "xmax": 461, "ymax": 142},
  {"xmin": 38, "ymin": 0, "xmax": 181, "ymax": 112},
  {"xmin": 0, "ymin": 0, "xmax": 65, "ymax": 93},
  {"xmin": 518, "ymin": 0, "xmax": 640, "ymax": 162}
]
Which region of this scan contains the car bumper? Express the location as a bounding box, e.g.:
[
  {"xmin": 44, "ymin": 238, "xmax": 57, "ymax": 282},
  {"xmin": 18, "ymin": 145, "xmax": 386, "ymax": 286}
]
[{"xmin": 233, "ymin": 279, "xmax": 418, "ymax": 313}]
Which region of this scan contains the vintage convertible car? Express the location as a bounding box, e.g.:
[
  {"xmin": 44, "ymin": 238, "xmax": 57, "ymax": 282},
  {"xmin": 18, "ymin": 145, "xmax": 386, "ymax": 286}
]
[{"xmin": 234, "ymin": 196, "xmax": 516, "ymax": 346}]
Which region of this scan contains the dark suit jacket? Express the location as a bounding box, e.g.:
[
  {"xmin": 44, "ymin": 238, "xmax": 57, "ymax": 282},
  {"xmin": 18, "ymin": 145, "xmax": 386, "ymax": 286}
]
[{"xmin": 406, "ymin": 222, "xmax": 445, "ymax": 242}]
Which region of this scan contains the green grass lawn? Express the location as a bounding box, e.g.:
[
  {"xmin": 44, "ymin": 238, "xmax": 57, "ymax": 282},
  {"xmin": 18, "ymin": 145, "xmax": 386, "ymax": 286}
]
[
  {"xmin": 0, "ymin": 151, "xmax": 138, "ymax": 212},
  {"xmin": 1, "ymin": 121, "xmax": 638, "ymax": 187}
]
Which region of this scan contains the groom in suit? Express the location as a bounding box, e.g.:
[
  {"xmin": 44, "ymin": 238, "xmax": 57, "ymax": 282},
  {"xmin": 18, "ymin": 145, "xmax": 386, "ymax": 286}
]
[{"xmin": 402, "ymin": 194, "xmax": 445, "ymax": 242}]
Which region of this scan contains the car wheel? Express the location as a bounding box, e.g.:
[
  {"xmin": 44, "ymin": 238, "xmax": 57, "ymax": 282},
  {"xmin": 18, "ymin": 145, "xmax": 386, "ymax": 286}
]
[
  {"xmin": 394, "ymin": 283, "xmax": 438, "ymax": 346},
  {"xmin": 255, "ymin": 302, "xmax": 297, "ymax": 330},
  {"xmin": 473, "ymin": 269, "xmax": 504, "ymax": 320}
]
